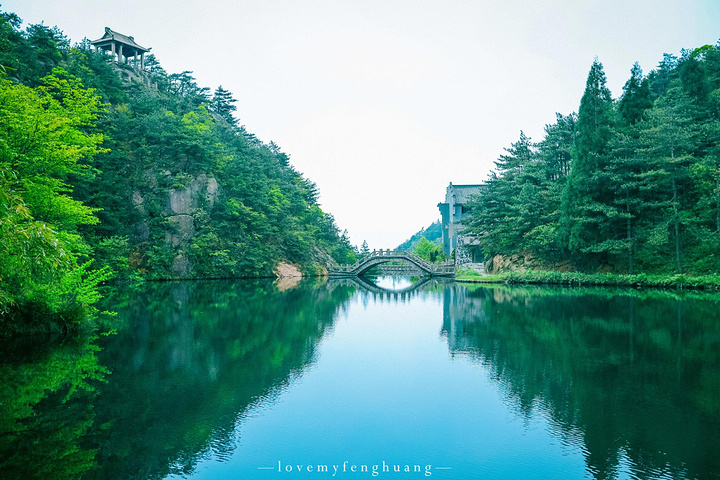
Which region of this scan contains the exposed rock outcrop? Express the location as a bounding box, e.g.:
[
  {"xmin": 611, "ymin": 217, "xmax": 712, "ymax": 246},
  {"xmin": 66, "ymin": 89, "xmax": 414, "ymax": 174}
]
[
  {"xmin": 129, "ymin": 172, "xmax": 221, "ymax": 278},
  {"xmin": 275, "ymin": 262, "xmax": 302, "ymax": 278},
  {"xmin": 165, "ymin": 215, "xmax": 194, "ymax": 248},
  {"xmin": 168, "ymin": 174, "xmax": 218, "ymax": 215},
  {"xmin": 485, "ymin": 252, "xmax": 572, "ymax": 274}
]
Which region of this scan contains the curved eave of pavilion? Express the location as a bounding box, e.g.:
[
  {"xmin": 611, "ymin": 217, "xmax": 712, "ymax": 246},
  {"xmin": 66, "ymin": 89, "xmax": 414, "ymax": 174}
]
[{"xmin": 91, "ymin": 39, "xmax": 150, "ymax": 55}]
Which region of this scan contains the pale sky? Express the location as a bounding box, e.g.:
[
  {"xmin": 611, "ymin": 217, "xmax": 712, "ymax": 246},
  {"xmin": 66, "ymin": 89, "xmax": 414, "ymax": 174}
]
[{"xmin": 4, "ymin": 0, "xmax": 720, "ymax": 249}]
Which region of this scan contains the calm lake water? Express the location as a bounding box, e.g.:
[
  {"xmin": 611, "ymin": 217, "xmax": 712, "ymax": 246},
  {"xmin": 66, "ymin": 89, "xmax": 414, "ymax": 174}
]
[{"xmin": 1, "ymin": 277, "xmax": 719, "ymax": 480}]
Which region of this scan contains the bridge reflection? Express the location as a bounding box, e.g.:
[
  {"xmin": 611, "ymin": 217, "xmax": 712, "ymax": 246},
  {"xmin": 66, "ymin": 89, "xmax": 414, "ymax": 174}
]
[{"xmin": 330, "ymin": 275, "xmax": 442, "ymax": 302}]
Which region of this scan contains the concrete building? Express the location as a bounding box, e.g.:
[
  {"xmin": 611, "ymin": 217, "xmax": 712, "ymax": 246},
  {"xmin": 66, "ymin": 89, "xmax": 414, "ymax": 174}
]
[{"xmin": 437, "ymin": 183, "xmax": 484, "ymax": 263}]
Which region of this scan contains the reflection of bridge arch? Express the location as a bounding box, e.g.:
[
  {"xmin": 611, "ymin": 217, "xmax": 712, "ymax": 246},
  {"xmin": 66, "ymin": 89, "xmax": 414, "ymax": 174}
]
[
  {"xmin": 351, "ymin": 275, "xmax": 431, "ymax": 295},
  {"xmin": 329, "ymin": 276, "xmax": 438, "ymax": 302},
  {"xmin": 329, "ymin": 250, "xmax": 455, "ymax": 277}
]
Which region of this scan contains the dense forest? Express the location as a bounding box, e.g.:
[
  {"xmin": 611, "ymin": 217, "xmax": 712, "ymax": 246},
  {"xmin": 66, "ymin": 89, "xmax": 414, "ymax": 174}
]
[
  {"xmin": 469, "ymin": 44, "xmax": 720, "ymax": 275},
  {"xmin": 0, "ymin": 10, "xmax": 356, "ymax": 329}
]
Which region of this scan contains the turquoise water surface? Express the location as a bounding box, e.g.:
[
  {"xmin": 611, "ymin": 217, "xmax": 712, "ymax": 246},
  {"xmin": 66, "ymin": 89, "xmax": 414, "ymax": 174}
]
[{"xmin": 1, "ymin": 278, "xmax": 719, "ymax": 479}]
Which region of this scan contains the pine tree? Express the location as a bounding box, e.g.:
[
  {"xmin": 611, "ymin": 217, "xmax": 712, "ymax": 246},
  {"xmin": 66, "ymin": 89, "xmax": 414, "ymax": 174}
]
[
  {"xmin": 678, "ymin": 46, "xmax": 712, "ymax": 105},
  {"xmin": 647, "ymin": 53, "xmax": 678, "ymax": 98},
  {"xmin": 167, "ymin": 71, "xmax": 210, "ymax": 110},
  {"xmin": 560, "ymin": 59, "xmax": 619, "ymax": 266},
  {"xmin": 637, "ymin": 86, "xmax": 696, "ymax": 273},
  {"xmin": 696, "ymin": 120, "xmax": 720, "ymax": 234},
  {"xmin": 618, "ymin": 62, "xmax": 653, "ymax": 126},
  {"xmin": 606, "ymin": 130, "xmax": 655, "ymax": 274},
  {"xmin": 143, "ymin": 54, "xmax": 165, "ymax": 75},
  {"xmin": 538, "ymin": 113, "xmax": 576, "ymax": 181},
  {"xmin": 468, "ymin": 132, "xmax": 537, "ymax": 255},
  {"xmin": 360, "ymin": 240, "xmax": 370, "ymax": 258},
  {"xmin": 210, "ymin": 85, "xmax": 238, "ymax": 126},
  {"xmin": 524, "ymin": 114, "xmax": 576, "ymax": 255}
]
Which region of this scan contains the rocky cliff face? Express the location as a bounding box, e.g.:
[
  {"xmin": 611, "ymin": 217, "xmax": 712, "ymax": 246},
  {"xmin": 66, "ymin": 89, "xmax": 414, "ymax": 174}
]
[
  {"xmin": 165, "ymin": 174, "xmax": 218, "ymax": 276},
  {"xmin": 485, "ymin": 252, "xmax": 572, "ymax": 274},
  {"xmin": 129, "ymin": 172, "xmax": 221, "ymax": 278}
]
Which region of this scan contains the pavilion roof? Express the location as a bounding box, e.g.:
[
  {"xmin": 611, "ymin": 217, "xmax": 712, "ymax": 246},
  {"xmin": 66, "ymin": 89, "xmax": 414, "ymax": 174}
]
[{"xmin": 90, "ymin": 27, "xmax": 150, "ymax": 53}]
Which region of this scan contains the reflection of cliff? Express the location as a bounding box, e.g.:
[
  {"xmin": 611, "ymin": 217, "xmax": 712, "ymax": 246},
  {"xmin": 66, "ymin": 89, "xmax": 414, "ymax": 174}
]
[
  {"xmin": 442, "ymin": 285, "xmax": 720, "ymax": 480},
  {"xmin": 0, "ymin": 279, "xmax": 355, "ymax": 480},
  {"xmin": 83, "ymin": 279, "xmax": 355, "ymax": 480}
]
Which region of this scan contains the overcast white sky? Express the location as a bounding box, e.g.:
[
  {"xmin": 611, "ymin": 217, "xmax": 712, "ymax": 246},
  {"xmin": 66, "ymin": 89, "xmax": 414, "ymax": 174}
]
[{"xmin": 4, "ymin": 0, "xmax": 720, "ymax": 248}]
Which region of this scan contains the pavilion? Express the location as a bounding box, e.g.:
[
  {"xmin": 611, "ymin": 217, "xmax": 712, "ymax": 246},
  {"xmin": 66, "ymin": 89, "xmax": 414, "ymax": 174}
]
[{"xmin": 90, "ymin": 27, "xmax": 150, "ymax": 69}]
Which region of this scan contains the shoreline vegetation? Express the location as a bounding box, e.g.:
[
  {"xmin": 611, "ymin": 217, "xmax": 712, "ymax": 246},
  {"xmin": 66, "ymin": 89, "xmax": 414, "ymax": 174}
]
[{"xmin": 455, "ymin": 267, "xmax": 720, "ymax": 291}]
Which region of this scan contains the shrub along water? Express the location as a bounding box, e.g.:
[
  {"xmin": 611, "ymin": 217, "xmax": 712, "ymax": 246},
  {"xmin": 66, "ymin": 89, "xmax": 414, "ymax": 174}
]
[{"xmin": 456, "ymin": 269, "xmax": 720, "ymax": 291}]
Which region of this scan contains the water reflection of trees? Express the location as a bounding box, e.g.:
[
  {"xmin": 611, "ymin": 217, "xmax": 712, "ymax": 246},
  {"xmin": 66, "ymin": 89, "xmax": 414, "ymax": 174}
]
[
  {"xmin": 89, "ymin": 279, "xmax": 355, "ymax": 479},
  {"xmin": 442, "ymin": 284, "xmax": 720, "ymax": 480},
  {"xmin": 0, "ymin": 334, "xmax": 108, "ymax": 479},
  {"xmin": 0, "ymin": 279, "xmax": 355, "ymax": 480}
]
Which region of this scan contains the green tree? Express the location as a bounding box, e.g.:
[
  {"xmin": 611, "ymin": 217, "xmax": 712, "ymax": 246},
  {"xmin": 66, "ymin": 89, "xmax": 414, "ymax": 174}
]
[
  {"xmin": 606, "ymin": 130, "xmax": 658, "ymax": 274},
  {"xmin": 0, "ymin": 10, "xmax": 23, "ymax": 77},
  {"xmin": 524, "ymin": 114, "xmax": 576, "ymax": 256},
  {"xmin": 469, "ymin": 132, "xmax": 537, "ymax": 255},
  {"xmin": 678, "ymin": 46, "xmax": 713, "ymax": 106},
  {"xmin": 636, "ymin": 87, "xmax": 697, "ymax": 273},
  {"xmin": 647, "ymin": 53, "xmax": 678, "ymax": 99},
  {"xmin": 560, "ymin": 59, "xmax": 620, "ymax": 267},
  {"xmin": 167, "ymin": 71, "xmax": 210, "ymax": 112},
  {"xmin": 618, "ymin": 62, "xmax": 653, "ymax": 126},
  {"xmin": 210, "ymin": 85, "xmax": 238, "ymax": 126},
  {"xmin": 463, "ymin": 42, "xmax": 720, "ymax": 274},
  {"xmin": 412, "ymin": 237, "xmax": 445, "ymax": 263},
  {"xmin": 360, "ymin": 240, "xmax": 371, "ymax": 258},
  {"xmin": 0, "ymin": 69, "xmax": 109, "ymax": 329},
  {"xmin": 695, "ymin": 120, "xmax": 720, "ymax": 235},
  {"xmin": 12, "ymin": 23, "xmax": 68, "ymax": 86}
]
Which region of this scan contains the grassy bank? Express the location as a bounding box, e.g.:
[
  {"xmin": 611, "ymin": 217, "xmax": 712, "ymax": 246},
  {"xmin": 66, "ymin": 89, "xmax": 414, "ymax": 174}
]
[
  {"xmin": 455, "ymin": 269, "xmax": 720, "ymax": 291},
  {"xmin": 454, "ymin": 268, "xmax": 507, "ymax": 283}
]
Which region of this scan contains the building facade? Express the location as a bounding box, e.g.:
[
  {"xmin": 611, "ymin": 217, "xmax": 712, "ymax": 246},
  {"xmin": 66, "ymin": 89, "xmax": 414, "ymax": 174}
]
[{"xmin": 437, "ymin": 183, "xmax": 484, "ymax": 263}]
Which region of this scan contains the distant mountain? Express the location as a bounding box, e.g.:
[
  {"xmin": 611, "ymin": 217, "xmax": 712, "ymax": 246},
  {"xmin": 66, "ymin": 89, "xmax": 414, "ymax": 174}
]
[{"xmin": 397, "ymin": 221, "xmax": 442, "ymax": 251}]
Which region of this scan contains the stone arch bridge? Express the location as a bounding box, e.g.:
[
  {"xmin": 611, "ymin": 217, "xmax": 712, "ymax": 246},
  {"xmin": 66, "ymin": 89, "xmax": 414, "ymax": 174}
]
[{"xmin": 328, "ymin": 249, "xmax": 455, "ymax": 277}]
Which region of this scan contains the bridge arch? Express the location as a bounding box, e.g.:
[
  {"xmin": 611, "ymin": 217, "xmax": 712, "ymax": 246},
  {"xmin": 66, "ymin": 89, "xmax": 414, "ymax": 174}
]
[
  {"xmin": 354, "ymin": 255, "xmax": 427, "ymax": 275},
  {"xmin": 328, "ymin": 249, "xmax": 455, "ymax": 277}
]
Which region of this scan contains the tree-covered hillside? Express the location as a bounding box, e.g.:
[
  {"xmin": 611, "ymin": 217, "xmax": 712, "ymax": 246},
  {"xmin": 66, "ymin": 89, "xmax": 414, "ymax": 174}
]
[
  {"xmin": 0, "ymin": 9, "xmax": 355, "ymax": 328},
  {"xmin": 396, "ymin": 221, "xmax": 445, "ymax": 263},
  {"xmin": 397, "ymin": 220, "xmax": 442, "ymax": 251},
  {"xmin": 469, "ymin": 45, "xmax": 720, "ymax": 275}
]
